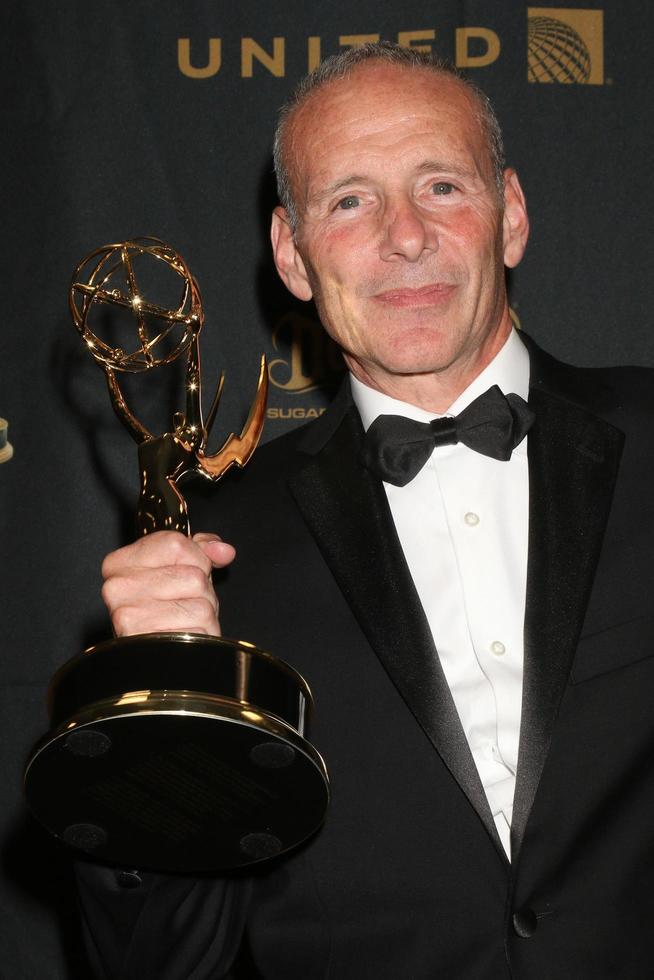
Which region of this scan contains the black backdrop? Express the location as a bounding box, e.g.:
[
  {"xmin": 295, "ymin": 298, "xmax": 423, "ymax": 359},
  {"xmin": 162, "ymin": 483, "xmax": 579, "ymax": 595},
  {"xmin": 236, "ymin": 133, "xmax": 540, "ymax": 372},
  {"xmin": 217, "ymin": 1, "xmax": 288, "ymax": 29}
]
[{"xmin": 2, "ymin": 2, "xmax": 653, "ymax": 976}]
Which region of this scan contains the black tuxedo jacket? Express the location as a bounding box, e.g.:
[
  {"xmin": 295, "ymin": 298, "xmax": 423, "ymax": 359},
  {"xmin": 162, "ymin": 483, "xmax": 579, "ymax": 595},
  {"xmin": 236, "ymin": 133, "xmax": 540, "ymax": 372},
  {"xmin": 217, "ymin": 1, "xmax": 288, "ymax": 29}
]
[{"xmin": 78, "ymin": 336, "xmax": 654, "ymax": 980}]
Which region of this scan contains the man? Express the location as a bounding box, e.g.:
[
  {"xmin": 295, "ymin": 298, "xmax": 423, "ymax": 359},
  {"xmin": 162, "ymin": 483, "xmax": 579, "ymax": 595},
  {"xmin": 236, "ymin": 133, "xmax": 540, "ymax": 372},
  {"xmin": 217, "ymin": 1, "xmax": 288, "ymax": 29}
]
[{"xmin": 78, "ymin": 43, "xmax": 654, "ymax": 979}]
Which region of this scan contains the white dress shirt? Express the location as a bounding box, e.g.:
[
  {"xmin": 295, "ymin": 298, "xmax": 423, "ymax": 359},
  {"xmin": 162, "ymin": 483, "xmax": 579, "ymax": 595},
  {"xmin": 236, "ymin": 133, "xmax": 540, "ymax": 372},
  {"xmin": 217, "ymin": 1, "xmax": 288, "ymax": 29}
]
[{"xmin": 351, "ymin": 329, "xmax": 530, "ymax": 859}]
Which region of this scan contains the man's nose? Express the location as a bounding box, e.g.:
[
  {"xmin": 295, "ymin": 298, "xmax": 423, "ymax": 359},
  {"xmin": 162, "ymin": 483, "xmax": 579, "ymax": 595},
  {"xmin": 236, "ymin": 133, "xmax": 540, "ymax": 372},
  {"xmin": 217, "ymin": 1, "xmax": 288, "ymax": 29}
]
[{"xmin": 379, "ymin": 200, "xmax": 438, "ymax": 262}]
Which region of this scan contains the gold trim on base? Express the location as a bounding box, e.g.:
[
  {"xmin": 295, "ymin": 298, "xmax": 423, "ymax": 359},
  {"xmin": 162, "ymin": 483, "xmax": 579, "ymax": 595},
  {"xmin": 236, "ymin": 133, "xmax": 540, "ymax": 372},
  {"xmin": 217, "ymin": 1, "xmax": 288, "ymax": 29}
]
[{"xmin": 28, "ymin": 688, "xmax": 329, "ymax": 782}]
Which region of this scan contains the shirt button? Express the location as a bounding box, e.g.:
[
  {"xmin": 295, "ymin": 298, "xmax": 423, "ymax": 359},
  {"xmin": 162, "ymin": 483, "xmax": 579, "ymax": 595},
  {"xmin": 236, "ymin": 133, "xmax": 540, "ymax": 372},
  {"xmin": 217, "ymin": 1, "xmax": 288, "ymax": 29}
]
[
  {"xmin": 116, "ymin": 870, "xmax": 142, "ymax": 889},
  {"xmin": 513, "ymin": 908, "xmax": 538, "ymax": 938},
  {"xmin": 491, "ymin": 640, "xmax": 506, "ymax": 656},
  {"xmin": 464, "ymin": 512, "xmax": 480, "ymax": 526}
]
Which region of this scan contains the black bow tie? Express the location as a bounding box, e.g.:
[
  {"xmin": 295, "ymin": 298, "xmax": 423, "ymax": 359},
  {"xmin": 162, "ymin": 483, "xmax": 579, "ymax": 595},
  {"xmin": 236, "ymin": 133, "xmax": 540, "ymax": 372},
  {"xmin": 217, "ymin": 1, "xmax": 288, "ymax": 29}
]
[{"xmin": 362, "ymin": 385, "xmax": 534, "ymax": 487}]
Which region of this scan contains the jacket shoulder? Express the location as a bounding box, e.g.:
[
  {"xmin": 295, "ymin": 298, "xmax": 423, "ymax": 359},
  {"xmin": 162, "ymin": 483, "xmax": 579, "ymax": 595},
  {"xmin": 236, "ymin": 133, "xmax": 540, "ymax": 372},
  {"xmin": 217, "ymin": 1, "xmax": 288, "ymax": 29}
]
[{"xmin": 524, "ymin": 333, "xmax": 654, "ymax": 422}]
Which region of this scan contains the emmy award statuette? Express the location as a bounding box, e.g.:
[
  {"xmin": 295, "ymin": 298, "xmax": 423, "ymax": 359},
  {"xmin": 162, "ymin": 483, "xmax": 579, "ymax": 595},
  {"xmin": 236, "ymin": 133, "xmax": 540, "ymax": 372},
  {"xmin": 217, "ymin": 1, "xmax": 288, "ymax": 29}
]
[{"xmin": 24, "ymin": 239, "xmax": 329, "ymax": 872}]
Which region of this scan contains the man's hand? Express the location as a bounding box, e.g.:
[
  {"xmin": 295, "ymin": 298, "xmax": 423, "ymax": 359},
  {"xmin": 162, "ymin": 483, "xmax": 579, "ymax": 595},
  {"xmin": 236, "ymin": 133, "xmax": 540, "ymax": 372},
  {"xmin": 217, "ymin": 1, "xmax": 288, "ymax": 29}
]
[{"xmin": 101, "ymin": 531, "xmax": 235, "ymax": 638}]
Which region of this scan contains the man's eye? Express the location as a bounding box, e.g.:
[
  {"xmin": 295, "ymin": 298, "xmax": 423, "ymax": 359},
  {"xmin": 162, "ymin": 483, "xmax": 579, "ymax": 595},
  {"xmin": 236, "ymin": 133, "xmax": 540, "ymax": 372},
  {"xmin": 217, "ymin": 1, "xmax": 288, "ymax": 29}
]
[
  {"xmin": 431, "ymin": 182, "xmax": 455, "ymax": 196},
  {"xmin": 336, "ymin": 195, "xmax": 360, "ymax": 210}
]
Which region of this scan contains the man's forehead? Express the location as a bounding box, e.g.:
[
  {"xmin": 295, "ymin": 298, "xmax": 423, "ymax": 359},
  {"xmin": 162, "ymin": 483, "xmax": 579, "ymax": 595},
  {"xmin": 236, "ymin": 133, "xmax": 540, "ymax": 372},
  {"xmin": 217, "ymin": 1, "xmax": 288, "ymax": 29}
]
[
  {"xmin": 293, "ymin": 62, "xmax": 478, "ymax": 136},
  {"xmin": 287, "ymin": 63, "xmax": 488, "ymax": 192}
]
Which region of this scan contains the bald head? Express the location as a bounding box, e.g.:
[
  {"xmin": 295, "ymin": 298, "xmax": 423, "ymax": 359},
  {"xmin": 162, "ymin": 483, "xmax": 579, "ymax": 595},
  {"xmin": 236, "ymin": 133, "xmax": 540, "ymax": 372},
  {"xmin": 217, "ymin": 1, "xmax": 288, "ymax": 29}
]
[{"xmin": 273, "ymin": 41, "xmax": 506, "ymax": 230}]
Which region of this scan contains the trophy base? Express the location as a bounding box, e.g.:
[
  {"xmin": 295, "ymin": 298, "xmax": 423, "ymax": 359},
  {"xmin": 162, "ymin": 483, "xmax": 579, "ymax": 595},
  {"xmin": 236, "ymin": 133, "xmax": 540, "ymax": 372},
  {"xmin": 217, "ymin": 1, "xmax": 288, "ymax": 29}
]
[{"xmin": 24, "ymin": 634, "xmax": 329, "ymax": 872}]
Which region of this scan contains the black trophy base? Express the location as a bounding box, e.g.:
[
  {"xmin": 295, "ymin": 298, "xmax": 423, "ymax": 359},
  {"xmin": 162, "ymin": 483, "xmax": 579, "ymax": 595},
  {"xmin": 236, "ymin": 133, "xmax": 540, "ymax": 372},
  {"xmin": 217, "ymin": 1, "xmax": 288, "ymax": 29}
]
[{"xmin": 23, "ymin": 634, "xmax": 329, "ymax": 872}]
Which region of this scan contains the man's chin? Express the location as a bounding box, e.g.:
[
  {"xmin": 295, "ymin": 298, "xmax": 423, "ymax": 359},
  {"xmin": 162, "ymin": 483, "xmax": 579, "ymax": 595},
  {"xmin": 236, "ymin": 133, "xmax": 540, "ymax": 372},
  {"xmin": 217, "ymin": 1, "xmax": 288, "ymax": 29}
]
[{"xmin": 354, "ymin": 355, "xmax": 460, "ymax": 384}]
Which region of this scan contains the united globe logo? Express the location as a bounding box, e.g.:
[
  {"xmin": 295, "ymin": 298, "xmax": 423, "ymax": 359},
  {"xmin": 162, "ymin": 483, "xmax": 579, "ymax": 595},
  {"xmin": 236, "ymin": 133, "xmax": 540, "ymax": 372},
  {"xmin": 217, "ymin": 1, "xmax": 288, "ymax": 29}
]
[
  {"xmin": 527, "ymin": 8, "xmax": 604, "ymax": 85},
  {"xmin": 528, "ymin": 17, "xmax": 590, "ymax": 82}
]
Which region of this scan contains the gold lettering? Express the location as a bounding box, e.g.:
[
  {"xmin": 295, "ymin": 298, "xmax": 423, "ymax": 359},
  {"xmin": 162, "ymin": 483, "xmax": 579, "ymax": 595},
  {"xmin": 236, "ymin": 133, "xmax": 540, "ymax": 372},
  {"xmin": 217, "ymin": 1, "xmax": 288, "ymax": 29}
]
[
  {"xmin": 241, "ymin": 37, "xmax": 285, "ymax": 78},
  {"xmin": 455, "ymin": 27, "xmax": 500, "ymax": 68},
  {"xmin": 269, "ymin": 314, "xmax": 337, "ymax": 393},
  {"xmin": 270, "ymin": 319, "xmax": 319, "ymax": 391},
  {"xmin": 178, "ymin": 29, "xmax": 505, "ymax": 82},
  {"xmin": 178, "ymin": 38, "xmax": 222, "ymax": 79},
  {"xmin": 397, "ymin": 30, "xmax": 436, "ymax": 53},
  {"xmin": 308, "ymin": 36, "xmax": 321, "ymax": 71},
  {"xmin": 266, "ymin": 406, "xmax": 326, "ymax": 421},
  {"xmin": 339, "ymin": 34, "xmax": 381, "ymax": 48}
]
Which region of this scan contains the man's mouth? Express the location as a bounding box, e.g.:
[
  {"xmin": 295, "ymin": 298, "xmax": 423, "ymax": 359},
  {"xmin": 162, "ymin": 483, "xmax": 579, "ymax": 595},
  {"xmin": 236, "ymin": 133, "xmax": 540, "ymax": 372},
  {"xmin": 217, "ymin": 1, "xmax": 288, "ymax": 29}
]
[{"xmin": 373, "ymin": 283, "xmax": 456, "ymax": 308}]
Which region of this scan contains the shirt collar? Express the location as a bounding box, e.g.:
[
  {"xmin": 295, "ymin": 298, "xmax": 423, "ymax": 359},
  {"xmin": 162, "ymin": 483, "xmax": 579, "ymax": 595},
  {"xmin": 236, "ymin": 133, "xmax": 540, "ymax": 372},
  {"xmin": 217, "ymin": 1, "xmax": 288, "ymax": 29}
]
[{"xmin": 350, "ymin": 328, "xmax": 530, "ymax": 455}]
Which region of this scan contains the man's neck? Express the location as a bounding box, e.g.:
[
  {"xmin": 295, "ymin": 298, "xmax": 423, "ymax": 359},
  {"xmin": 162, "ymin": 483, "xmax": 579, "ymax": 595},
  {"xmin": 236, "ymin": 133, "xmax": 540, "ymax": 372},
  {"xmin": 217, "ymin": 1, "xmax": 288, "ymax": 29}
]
[
  {"xmin": 346, "ymin": 320, "xmax": 513, "ymax": 414},
  {"xmin": 350, "ymin": 327, "xmax": 530, "ymax": 430}
]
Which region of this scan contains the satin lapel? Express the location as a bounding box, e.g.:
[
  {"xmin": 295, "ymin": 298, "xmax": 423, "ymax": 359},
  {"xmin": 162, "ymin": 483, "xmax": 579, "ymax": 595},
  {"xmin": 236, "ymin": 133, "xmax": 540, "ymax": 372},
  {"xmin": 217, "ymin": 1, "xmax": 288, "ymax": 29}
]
[
  {"xmin": 289, "ymin": 398, "xmax": 504, "ymax": 855},
  {"xmin": 511, "ymin": 380, "xmax": 624, "ymax": 856}
]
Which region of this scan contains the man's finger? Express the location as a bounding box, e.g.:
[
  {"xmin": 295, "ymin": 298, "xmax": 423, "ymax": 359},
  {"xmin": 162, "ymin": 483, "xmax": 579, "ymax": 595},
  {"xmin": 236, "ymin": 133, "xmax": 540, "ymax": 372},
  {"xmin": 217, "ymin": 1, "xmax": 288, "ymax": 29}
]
[
  {"xmin": 111, "ymin": 597, "xmax": 221, "ymax": 638},
  {"xmin": 101, "ymin": 564, "xmax": 219, "ymax": 613},
  {"xmin": 193, "ymin": 533, "xmax": 236, "ymax": 568},
  {"xmin": 102, "ymin": 531, "xmax": 214, "ymax": 578}
]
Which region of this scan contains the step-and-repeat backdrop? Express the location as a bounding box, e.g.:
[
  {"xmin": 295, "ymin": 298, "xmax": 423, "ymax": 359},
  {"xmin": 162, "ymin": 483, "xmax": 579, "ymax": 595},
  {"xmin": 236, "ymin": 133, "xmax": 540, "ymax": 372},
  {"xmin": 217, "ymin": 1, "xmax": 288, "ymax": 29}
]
[{"xmin": 1, "ymin": 2, "xmax": 650, "ymax": 974}]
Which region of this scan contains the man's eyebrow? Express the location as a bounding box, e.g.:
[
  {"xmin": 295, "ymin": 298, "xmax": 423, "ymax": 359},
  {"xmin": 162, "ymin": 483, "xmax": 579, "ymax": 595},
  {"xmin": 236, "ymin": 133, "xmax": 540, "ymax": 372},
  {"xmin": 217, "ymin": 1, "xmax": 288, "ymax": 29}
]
[
  {"xmin": 307, "ymin": 175, "xmax": 369, "ymax": 206},
  {"xmin": 415, "ymin": 160, "xmax": 478, "ymax": 179}
]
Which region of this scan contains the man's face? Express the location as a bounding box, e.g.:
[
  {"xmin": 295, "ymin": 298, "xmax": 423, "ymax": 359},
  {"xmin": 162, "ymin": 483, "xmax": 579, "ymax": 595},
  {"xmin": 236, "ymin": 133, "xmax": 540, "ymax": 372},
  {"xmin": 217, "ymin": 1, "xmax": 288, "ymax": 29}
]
[{"xmin": 271, "ymin": 63, "xmax": 528, "ymax": 403}]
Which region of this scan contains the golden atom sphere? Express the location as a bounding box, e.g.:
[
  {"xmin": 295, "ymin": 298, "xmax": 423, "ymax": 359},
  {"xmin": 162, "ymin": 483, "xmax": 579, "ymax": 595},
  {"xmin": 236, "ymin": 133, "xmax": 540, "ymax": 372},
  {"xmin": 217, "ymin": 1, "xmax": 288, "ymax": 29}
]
[{"xmin": 69, "ymin": 237, "xmax": 203, "ymax": 373}]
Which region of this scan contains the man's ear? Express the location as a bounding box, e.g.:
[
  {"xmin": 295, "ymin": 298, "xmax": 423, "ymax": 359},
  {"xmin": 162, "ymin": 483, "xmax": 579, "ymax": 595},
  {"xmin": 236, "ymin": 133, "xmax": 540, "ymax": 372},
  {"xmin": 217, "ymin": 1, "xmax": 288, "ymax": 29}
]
[
  {"xmin": 502, "ymin": 169, "xmax": 529, "ymax": 269},
  {"xmin": 270, "ymin": 207, "xmax": 313, "ymax": 301}
]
